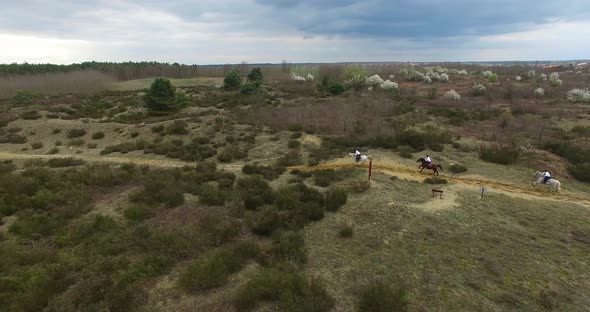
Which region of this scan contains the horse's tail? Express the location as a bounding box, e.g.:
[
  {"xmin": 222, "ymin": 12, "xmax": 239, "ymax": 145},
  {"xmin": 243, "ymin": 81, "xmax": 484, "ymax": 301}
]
[{"xmin": 437, "ymin": 164, "xmax": 443, "ymax": 171}]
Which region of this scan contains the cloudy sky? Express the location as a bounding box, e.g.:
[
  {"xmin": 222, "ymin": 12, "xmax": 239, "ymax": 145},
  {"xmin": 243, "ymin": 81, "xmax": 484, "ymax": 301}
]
[{"xmin": 1, "ymin": 0, "xmax": 589, "ymax": 64}]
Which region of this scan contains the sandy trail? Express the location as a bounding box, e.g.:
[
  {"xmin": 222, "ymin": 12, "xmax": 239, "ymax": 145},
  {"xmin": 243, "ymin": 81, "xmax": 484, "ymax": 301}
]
[
  {"xmin": 289, "ymin": 158, "xmax": 590, "ymax": 208},
  {"xmin": 1, "ymin": 152, "xmax": 588, "ymax": 207}
]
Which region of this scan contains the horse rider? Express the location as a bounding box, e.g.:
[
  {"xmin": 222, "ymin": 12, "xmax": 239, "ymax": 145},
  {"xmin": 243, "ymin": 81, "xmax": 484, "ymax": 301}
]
[
  {"xmin": 354, "ymin": 150, "xmax": 362, "ymax": 162},
  {"xmin": 424, "ymin": 155, "xmax": 432, "ymax": 168},
  {"xmin": 542, "ymin": 170, "xmax": 551, "ymax": 184}
]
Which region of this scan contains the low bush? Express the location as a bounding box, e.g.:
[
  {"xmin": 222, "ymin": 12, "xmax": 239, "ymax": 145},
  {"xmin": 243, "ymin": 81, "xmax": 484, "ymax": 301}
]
[
  {"xmin": 347, "ymin": 180, "xmax": 371, "ymax": 193},
  {"xmin": 358, "ymin": 280, "xmax": 409, "ymax": 312},
  {"xmin": 398, "ymin": 145, "xmax": 414, "ymax": 158},
  {"xmin": 47, "ymin": 147, "xmax": 59, "ymax": 154},
  {"xmin": 248, "ymin": 206, "xmax": 283, "ymax": 236},
  {"xmin": 423, "ymin": 177, "xmax": 448, "ymax": 184},
  {"xmin": 290, "ymin": 132, "xmax": 302, "ymax": 139},
  {"xmin": 288, "ymin": 139, "xmax": 301, "ymax": 149},
  {"xmin": 179, "ymin": 241, "xmax": 259, "ymax": 292},
  {"xmin": 318, "ymin": 77, "xmax": 345, "ymax": 95},
  {"xmin": 218, "ymin": 145, "xmax": 248, "ymax": 163},
  {"xmin": 46, "ymin": 157, "xmax": 86, "ymax": 168},
  {"xmin": 131, "ymin": 173, "xmax": 185, "ymax": 208},
  {"xmin": 123, "ymin": 203, "xmax": 155, "ymax": 222},
  {"xmin": 234, "ymin": 267, "xmax": 334, "ymax": 312},
  {"xmin": 236, "ymin": 176, "xmax": 274, "ymax": 210},
  {"xmin": 165, "ymin": 120, "xmax": 189, "ymax": 135},
  {"xmin": 92, "ymin": 131, "xmax": 105, "ymax": 139},
  {"xmin": 21, "ymin": 110, "xmax": 42, "ymax": 120},
  {"xmin": 569, "ymin": 163, "xmax": 590, "ymax": 182},
  {"xmin": 0, "ymin": 161, "xmax": 16, "ymax": 174},
  {"xmin": 240, "ymin": 81, "xmax": 261, "ymax": 95},
  {"xmin": 448, "ymin": 164, "xmax": 468, "ymax": 174},
  {"xmin": 87, "ymin": 143, "xmax": 97, "ymax": 149},
  {"xmin": 571, "ymin": 126, "xmax": 590, "ymax": 137},
  {"xmin": 242, "ymin": 163, "xmax": 286, "ymax": 180},
  {"xmin": 472, "ymin": 83, "xmax": 487, "ymax": 96},
  {"xmin": 0, "ymin": 133, "xmax": 27, "ymax": 144},
  {"xmin": 313, "ymin": 169, "xmax": 340, "ymax": 187},
  {"xmin": 52, "ymin": 128, "xmax": 62, "ymax": 134},
  {"xmin": 67, "ymin": 128, "xmax": 87, "ymax": 138},
  {"xmin": 198, "ymin": 183, "xmax": 228, "ymax": 206},
  {"xmin": 31, "ymin": 142, "xmax": 43, "ymax": 149},
  {"xmin": 10, "ymin": 90, "xmax": 39, "ymax": 106},
  {"xmin": 339, "ymin": 225, "xmax": 353, "ymax": 238},
  {"xmin": 544, "ymin": 142, "xmax": 590, "ymax": 164},
  {"xmin": 151, "ymin": 124, "xmax": 165, "ymax": 133},
  {"xmin": 276, "ymin": 150, "xmax": 303, "ymax": 167},
  {"xmin": 269, "ymin": 230, "xmax": 306, "ymax": 264},
  {"xmin": 325, "ymin": 187, "xmax": 348, "ymax": 212},
  {"xmin": 479, "ymin": 145, "xmax": 521, "ymax": 164},
  {"xmin": 444, "ymin": 89, "xmax": 461, "ymax": 101},
  {"xmin": 68, "ymin": 138, "xmax": 85, "ymax": 146}
]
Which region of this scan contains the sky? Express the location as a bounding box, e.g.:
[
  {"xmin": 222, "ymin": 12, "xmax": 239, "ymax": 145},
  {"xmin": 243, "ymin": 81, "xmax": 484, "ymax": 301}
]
[{"xmin": 1, "ymin": 0, "xmax": 589, "ymax": 64}]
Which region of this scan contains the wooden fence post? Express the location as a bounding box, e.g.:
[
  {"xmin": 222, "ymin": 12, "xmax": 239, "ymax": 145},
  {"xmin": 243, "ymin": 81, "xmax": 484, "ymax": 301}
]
[{"xmin": 368, "ymin": 160, "xmax": 372, "ymax": 181}]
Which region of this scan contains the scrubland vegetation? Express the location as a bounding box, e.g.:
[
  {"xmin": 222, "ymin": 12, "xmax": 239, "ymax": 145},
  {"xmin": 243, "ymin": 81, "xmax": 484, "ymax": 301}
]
[{"xmin": 1, "ymin": 62, "xmax": 590, "ymax": 311}]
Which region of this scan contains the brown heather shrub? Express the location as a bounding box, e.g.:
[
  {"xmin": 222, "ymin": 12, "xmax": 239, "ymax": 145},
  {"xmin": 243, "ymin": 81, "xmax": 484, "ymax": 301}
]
[{"xmin": 0, "ymin": 70, "xmax": 114, "ymax": 99}]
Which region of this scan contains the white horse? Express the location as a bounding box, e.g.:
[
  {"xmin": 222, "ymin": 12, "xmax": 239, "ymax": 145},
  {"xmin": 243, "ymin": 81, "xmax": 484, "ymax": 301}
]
[
  {"xmin": 348, "ymin": 153, "xmax": 371, "ymax": 165},
  {"xmin": 531, "ymin": 171, "xmax": 561, "ymax": 192}
]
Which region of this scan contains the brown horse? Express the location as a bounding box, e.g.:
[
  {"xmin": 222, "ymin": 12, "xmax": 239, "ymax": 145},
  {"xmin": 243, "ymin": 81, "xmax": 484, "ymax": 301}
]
[{"xmin": 417, "ymin": 158, "xmax": 443, "ymax": 175}]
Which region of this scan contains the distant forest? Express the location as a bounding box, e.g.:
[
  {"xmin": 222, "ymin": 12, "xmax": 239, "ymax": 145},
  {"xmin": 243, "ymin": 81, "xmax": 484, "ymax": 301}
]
[{"xmin": 0, "ymin": 62, "xmax": 200, "ymax": 80}]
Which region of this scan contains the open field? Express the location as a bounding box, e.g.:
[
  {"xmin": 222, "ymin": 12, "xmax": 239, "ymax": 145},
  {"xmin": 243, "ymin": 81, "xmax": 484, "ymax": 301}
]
[
  {"xmin": 1, "ymin": 64, "xmax": 590, "ymax": 311},
  {"xmin": 111, "ymin": 77, "xmax": 225, "ymax": 91}
]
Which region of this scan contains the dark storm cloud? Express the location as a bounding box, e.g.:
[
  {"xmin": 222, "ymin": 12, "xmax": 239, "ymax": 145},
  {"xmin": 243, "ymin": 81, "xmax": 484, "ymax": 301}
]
[
  {"xmin": 253, "ymin": 0, "xmax": 590, "ymax": 38},
  {"xmin": 1, "ymin": 0, "xmax": 588, "ymax": 40}
]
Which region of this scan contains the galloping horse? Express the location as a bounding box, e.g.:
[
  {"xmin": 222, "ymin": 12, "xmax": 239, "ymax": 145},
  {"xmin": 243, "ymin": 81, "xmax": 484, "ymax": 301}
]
[
  {"xmin": 417, "ymin": 157, "xmax": 443, "ymax": 175},
  {"xmin": 348, "ymin": 153, "xmax": 371, "ymax": 165},
  {"xmin": 531, "ymin": 171, "xmax": 561, "ymax": 192}
]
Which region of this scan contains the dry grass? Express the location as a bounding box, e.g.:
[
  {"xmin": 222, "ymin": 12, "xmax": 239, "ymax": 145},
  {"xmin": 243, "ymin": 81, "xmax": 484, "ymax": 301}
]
[
  {"xmin": 0, "ymin": 70, "xmax": 115, "ymax": 99},
  {"xmin": 304, "ymin": 173, "xmax": 590, "ymax": 311},
  {"xmin": 111, "ymin": 77, "xmax": 224, "ymax": 91}
]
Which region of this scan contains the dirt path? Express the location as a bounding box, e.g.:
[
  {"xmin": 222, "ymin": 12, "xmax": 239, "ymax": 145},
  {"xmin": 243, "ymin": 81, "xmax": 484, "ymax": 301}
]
[
  {"xmin": 289, "ymin": 158, "xmax": 590, "ymax": 208},
  {"xmin": 1, "ymin": 151, "xmax": 589, "ymax": 207}
]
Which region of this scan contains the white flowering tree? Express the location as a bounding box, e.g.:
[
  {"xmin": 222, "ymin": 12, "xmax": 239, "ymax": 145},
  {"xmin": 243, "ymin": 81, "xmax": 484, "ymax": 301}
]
[
  {"xmin": 444, "ymin": 90, "xmax": 461, "ymax": 101},
  {"xmin": 567, "ymin": 89, "xmax": 590, "ymax": 103}
]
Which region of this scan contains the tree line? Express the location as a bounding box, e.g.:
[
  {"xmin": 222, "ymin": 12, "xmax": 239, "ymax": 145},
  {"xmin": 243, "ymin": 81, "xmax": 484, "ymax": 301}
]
[{"xmin": 0, "ymin": 61, "xmax": 200, "ymax": 80}]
